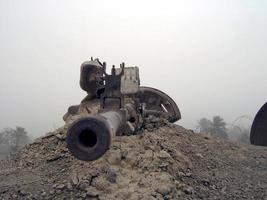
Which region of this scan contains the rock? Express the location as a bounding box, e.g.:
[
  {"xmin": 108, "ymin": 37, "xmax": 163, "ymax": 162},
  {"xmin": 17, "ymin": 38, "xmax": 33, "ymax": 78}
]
[
  {"xmin": 86, "ymin": 186, "xmax": 99, "ymax": 197},
  {"xmin": 177, "ymin": 171, "xmax": 186, "ymax": 178},
  {"xmin": 185, "ymin": 172, "xmax": 192, "ymax": 177},
  {"xmin": 121, "ymin": 150, "xmax": 128, "ymax": 160},
  {"xmin": 158, "ymin": 162, "xmax": 169, "ymax": 170},
  {"xmin": 143, "ymin": 150, "xmax": 154, "ymax": 158},
  {"xmin": 41, "ymin": 191, "xmax": 46, "ymax": 196},
  {"xmin": 204, "ymin": 135, "xmax": 211, "ymax": 140},
  {"xmin": 107, "ymin": 150, "xmax": 122, "ymax": 165},
  {"xmin": 80, "ymin": 192, "xmax": 87, "ymax": 198},
  {"xmin": 117, "ymin": 176, "xmax": 130, "ymax": 189},
  {"xmin": 46, "ymin": 155, "xmax": 62, "ymax": 162},
  {"xmin": 221, "ymin": 186, "xmax": 227, "ymax": 194},
  {"xmin": 157, "ymin": 172, "xmax": 172, "ymax": 183},
  {"xmin": 196, "ymin": 153, "xmax": 204, "ymax": 158},
  {"xmin": 78, "ymin": 181, "xmax": 88, "ymax": 191},
  {"xmin": 49, "ymin": 190, "xmax": 55, "ymax": 195},
  {"xmin": 71, "ymin": 174, "xmax": 79, "ymax": 185},
  {"xmin": 157, "ymin": 150, "xmax": 171, "ymax": 159},
  {"xmin": 67, "ymin": 182, "xmax": 72, "ymax": 190},
  {"xmin": 19, "ymin": 190, "xmax": 26, "ymax": 196},
  {"xmin": 55, "ymin": 133, "xmax": 66, "ymax": 140},
  {"xmin": 56, "ymin": 184, "xmax": 65, "ymax": 190},
  {"xmin": 156, "ymin": 184, "xmax": 173, "ymax": 196},
  {"xmin": 106, "ymin": 168, "xmax": 117, "ymax": 183},
  {"xmin": 183, "ymin": 186, "xmax": 194, "ymax": 194},
  {"xmin": 33, "ymin": 137, "xmax": 43, "ymax": 144},
  {"xmin": 44, "ymin": 131, "xmax": 56, "ymax": 137},
  {"xmin": 91, "ymin": 176, "xmax": 110, "ymax": 191},
  {"xmin": 129, "ymin": 192, "xmax": 140, "ymax": 200},
  {"xmin": 201, "ymin": 179, "xmax": 210, "ymax": 186},
  {"xmin": 119, "ymin": 188, "xmax": 132, "ymax": 199},
  {"xmin": 125, "ymin": 151, "xmax": 139, "ymax": 166}
]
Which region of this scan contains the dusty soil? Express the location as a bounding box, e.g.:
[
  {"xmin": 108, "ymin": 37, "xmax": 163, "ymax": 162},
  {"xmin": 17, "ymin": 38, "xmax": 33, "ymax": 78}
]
[{"xmin": 0, "ymin": 121, "xmax": 266, "ymax": 200}]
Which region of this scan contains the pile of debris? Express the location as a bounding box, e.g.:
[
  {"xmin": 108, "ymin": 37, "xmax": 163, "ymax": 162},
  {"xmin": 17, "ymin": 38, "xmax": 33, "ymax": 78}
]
[{"xmin": 0, "ymin": 122, "xmax": 266, "ymax": 200}]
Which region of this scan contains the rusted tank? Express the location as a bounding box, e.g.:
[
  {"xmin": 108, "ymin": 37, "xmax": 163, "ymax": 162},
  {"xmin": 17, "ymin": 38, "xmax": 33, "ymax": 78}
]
[{"xmin": 65, "ymin": 58, "xmax": 181, "ymax": 161}]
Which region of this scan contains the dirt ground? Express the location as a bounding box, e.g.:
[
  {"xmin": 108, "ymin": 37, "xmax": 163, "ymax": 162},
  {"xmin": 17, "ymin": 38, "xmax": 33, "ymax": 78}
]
[{"xmin": 0, "ymin": 121, "xmax": 266, "ymax": 200}]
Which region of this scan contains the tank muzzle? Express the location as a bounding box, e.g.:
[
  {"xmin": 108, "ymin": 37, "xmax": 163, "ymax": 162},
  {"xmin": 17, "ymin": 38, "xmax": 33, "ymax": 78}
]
[{"xmin": 66, "ymin": 116, "xmax": 112, "ymax": 161}]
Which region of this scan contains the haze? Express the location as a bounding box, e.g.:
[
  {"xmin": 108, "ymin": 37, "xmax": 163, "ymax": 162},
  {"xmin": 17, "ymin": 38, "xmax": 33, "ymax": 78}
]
[{"xmin": 0, "ymin": 0, "xmax": 266, "ymax": 137}]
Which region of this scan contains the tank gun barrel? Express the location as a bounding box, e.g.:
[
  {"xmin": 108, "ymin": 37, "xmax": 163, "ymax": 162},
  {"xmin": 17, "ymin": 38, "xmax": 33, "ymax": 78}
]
[{"xmin": 67, "ymin": 109, "xmax": 127, "ymax": 161}]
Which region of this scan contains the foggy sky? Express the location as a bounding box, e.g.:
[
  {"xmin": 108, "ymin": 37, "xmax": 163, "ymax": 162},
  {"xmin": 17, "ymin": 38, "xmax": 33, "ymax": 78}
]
[{"xmin": 0, "ymin": 0, "xmax": 267, "ymax": 137}]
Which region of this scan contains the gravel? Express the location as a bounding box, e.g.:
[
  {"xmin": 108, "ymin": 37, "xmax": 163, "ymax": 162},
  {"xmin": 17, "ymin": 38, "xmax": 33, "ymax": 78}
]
[{"xmin": 0, "ymin": 114, "xmax": 266, "ymax": 199}]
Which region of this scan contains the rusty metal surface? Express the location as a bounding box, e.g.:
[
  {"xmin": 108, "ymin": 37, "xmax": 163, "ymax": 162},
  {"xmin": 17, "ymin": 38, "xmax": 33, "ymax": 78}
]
[
  {"xmin": 250, "ymin": 102, "xmax": 267, "ymax": 146},
  {"xmin": 79, "ymin": 59, "xmax": 104, "ymax": 97},
  {"xmin": 139, "ymin": 86, "xmax": 181, "ymax": 123},
  {"xmin": 116, "ymin": 67, "xmax": 140, "ymax": 94},
  {"xmin": 66, "ymin": 58, "xmax": 181, "ymax": 161}
]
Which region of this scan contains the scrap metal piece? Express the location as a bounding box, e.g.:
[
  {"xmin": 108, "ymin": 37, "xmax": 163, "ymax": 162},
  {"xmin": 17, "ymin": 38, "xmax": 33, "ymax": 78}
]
[{"xmin": 250, "ymin": 102, "xmax": 267, "ymax": 146}]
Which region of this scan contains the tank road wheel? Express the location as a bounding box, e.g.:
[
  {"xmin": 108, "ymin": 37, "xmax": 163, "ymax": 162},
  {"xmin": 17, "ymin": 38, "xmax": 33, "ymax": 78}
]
[
  {"xmin": 139, "ymin": 86, "xmax": 181, "ymax": 123},
  {"xmin": 250, "ymin": 102, "xmax": 267, "ymax": 146}
]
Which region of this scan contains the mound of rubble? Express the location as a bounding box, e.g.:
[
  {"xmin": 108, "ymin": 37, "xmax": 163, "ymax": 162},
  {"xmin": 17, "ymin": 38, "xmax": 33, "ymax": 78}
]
[{"xmin": 0, "ymin": 122, "xmax": 266, "ymax": 200}]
